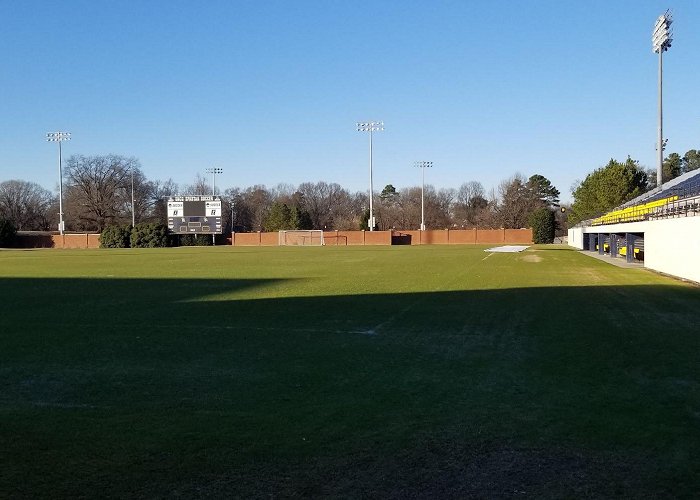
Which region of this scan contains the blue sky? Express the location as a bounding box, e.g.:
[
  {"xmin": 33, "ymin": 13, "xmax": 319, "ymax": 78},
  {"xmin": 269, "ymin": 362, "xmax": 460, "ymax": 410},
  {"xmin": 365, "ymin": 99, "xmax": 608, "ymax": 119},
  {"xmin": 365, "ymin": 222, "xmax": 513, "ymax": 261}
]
[{"xmin": 2, "ymin": 0, "xmax": 699, "ymax": 203}]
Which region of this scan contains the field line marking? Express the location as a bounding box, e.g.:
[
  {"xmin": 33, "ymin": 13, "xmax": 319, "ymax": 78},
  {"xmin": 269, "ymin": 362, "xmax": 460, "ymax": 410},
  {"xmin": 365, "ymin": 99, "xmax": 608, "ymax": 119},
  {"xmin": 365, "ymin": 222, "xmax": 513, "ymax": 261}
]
[
  {"xmin": 25, "ymin": 322, "xmax": 373, "ymax": 337},
  {"xmin": 363, "ymin": 251, "xmax": 489, "ymax": 335}
]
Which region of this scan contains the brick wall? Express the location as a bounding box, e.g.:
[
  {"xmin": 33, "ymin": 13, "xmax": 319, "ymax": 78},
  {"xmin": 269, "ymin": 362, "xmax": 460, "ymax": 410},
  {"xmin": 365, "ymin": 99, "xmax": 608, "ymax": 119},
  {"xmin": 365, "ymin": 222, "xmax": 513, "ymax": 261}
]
[
  {"xmin": 230, "ymin": 229, "xmax": 532, "ymax": 246},
  {"xmin": 9, "ymin": 228, "xmax": 532, "ymax": 249}
]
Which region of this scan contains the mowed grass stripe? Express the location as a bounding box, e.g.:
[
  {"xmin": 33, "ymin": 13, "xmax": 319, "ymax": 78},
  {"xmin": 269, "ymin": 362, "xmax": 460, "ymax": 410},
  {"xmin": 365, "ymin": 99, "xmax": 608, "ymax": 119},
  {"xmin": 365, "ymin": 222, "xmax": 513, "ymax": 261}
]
[{"xmin": 1, "ymin": 245, "xmax": 699, "ymax": 497}]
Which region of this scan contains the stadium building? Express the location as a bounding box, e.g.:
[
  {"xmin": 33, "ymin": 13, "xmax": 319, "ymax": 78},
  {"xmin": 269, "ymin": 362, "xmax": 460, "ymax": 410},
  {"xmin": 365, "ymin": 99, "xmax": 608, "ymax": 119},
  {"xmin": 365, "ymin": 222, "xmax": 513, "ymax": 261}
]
[{"xmin": 568, "ymin": 169, "xmax": 700, "ymax": 283}]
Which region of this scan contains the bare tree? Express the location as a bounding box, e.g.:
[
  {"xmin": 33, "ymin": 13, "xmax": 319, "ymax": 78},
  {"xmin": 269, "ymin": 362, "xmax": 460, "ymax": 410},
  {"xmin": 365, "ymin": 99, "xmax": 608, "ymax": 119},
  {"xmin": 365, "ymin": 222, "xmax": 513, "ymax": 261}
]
[
  {"xmin": 238, "ymin": 185, "xmax": 273, "ymax": 231},
  {"xmin": 148, "ymin": 178, "xmax": 179, "ymax": 224},
  {"xmin": 333, "ymin": 191, "xmax": 365, "ymax": 230},
  {"xmin": 63, "ymin": 155, "xmax": 141, "ymax": 231},
  {"xmin": 454, "ymin": 181, "xmax": 488, "ymax": 227},
  {"xmin": 0, "ymin": 180, "xmax": 56, "ymax": 230},
  {"xmin": 496, "ymin": 174, "xmax": 537, "ymax": 229},
  {"xmin": 182, "ymin": 174, "xmax": 211, "ymax": 196},
  {"xmin": 424, "ymin": 186, "xmax": 454, "ymax": 229},
  {"xmin": 297, "ymin": 181, "xmax": 349, "ymax": 229}
]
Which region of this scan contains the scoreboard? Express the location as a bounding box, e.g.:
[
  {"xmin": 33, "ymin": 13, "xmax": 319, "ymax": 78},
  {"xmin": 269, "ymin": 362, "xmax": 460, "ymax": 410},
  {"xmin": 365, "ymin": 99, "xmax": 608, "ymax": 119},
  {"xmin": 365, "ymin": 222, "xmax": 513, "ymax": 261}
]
[{"xmin": 167, "ymin": 195, "xmax": 223, "ymax": 234}]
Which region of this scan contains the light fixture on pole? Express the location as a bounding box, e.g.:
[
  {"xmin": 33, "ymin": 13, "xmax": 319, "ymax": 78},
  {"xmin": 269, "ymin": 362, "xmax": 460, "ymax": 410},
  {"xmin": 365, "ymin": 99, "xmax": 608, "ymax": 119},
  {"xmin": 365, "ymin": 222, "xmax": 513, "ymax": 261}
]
[
  {"xmin": 652, "ymin": 10, "xmax": 673, "ymax": 188},
  {"xmin": 356, "ymin": 121, "xmax": 383, "ymax": 231},
  {"xmin": 206, "ymin": 167, "xmax": 223, "ymax": 196},
  {"xmin": 415, "ymin": 161, "xmax": 433, "ymax": 231},
  {"xmin": 46, "ymin": 131, "xmax": 71, "ymax": 235}
]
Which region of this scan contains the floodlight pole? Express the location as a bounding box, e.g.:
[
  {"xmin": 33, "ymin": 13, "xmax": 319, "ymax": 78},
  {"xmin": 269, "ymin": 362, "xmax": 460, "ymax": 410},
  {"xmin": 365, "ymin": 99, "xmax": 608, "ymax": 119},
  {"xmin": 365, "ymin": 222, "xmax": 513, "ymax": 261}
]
[
  {"xmin": 131, "ymin": 167, "xmax": 135, "ymax": 227},
  {"xmin": 205, "ymin": 167, "xmax": 223, "ymax": 245},
  {"xmin": 46, "ymin": 131, "xmax": 71, "ymax": 235},
  {"xmin": 357, "ymin": 121, "xmax": 383, "ymax": 231},
  {"xmin": 206, "ymin": 167, "xmax": 223, "ymax": 196},
  {"xmin": 657, "ymin": 47, "xmax": 664, "ymax": 187},
  {"xmin": 415, "ymin": 161, "xmax": 433, "ymax": 230},
  {"xmin": 652, "ymin": 11, "xmax": 673, "ymax": 188}
]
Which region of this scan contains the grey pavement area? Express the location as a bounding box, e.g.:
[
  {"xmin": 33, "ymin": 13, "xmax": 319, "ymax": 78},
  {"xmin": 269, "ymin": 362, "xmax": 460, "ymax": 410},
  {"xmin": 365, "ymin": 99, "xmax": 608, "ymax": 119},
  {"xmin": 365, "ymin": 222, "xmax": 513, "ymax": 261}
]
[{"xmin": 578, "ymin": 250, "xmax": 645, "ymax": 269}]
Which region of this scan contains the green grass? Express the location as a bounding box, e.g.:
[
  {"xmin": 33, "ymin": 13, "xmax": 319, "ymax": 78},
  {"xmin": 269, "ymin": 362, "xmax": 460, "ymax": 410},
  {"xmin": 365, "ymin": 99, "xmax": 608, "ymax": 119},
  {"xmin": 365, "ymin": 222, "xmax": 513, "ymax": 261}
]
[{"xmin": 1, "ymin": 245, "xmax": 699, "ymax": 498}]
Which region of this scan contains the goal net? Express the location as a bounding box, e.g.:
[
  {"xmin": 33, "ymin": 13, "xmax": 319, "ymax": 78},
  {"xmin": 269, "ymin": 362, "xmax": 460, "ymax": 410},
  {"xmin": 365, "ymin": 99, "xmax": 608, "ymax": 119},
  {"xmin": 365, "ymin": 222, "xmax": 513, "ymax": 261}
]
[{"xmin": 278, "ymin": 230, "xmax": 325, "ymax": 246}]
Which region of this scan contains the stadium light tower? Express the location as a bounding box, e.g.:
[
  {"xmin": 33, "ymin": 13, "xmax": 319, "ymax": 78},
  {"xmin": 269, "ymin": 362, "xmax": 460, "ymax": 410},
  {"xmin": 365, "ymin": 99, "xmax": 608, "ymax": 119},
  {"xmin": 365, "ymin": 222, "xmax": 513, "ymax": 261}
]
[
  {"xmin": 415, "ymin": 161, "xmax": 433, "ymax": 231},
  {"xmin": 206, "ymin": 167, "xmax": 223, "ymax": 196},
  {"xmin": 653, "ymin": 10, "xmax": 673, "ymax": 188},
  {"xmin": 46, "ymin": 131, "xmax": 71, "ymax": 235},
  {"xmin": 357, "ymin": 121, "xmax": 383, "ymax": 231},
  {"xmin": 130, "ymin": 167, "xmax": 136, "ymax": 227},
  {"xmin": 205, "ymin": 167, "xmax": 223, "ymax": 245}
]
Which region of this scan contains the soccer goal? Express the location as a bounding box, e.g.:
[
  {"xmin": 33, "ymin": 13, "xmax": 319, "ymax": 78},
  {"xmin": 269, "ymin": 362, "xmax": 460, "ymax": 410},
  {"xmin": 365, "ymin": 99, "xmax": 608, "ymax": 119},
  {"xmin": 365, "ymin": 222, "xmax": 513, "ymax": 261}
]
[{"xmin": 278, "ymin": 230, "xmax": 325, "ymax": 246}]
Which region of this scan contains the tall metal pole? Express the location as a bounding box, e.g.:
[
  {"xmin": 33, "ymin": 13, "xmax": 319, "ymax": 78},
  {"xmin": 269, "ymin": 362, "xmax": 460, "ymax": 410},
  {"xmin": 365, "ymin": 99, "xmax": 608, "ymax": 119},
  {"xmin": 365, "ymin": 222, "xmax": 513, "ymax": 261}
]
[
  {"xmin": 657, "ymin": 48, "xmax": 664, "ymax": 187},
  {"xmin": 357, "ymin": 121, "xmax": 383, "ymax": 231},
  {"xmin": 415, "ymin": 161, "xmax": 432, "ymax": 230},
  {"xmin": 652, "ymin": 10, "xmax": 672, "ymax": 189},
  {"xmin": 369, "ymin": 129, "xmax": 374, "ymax": 231},
  {"xmin": 131, "ymin": 168, "xmax": 135, "ymax": 227},
  {"xmin": 206, "ymin": 167, "xmax": 223, "ymax": 196},
  {"xmin": 58, "ymin": 140, "xmax": 64, "ymax": 234},
  {"xmin": 46, "ymin": 132, "xmax": 71, "ymax": 235},
  {"xmin": 205, "ymin": 167, "xmax": 223, "ymax": 245},
  {"xmin": 421, "ymin": 165, "xmax": 425, "ymax": 231}
]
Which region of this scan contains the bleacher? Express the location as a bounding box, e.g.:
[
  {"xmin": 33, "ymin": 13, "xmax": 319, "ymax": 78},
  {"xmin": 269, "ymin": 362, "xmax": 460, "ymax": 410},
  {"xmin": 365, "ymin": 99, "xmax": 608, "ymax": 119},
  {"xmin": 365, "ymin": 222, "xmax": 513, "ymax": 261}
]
[
  {"xmin": 591, "ymin": 169, "xmax": 700, "ymax": 226},
  {"xmin": 619, "ymin": 168, "xmax": 700, "ymax": 208},
  {"xmin": 591, "ymin": 196, "xmax": 678, "ymax": 225}
]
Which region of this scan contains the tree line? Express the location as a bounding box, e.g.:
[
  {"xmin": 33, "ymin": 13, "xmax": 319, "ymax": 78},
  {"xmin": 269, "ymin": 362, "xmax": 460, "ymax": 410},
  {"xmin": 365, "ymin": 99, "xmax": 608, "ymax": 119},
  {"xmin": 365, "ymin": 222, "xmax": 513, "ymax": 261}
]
[
  {"xmin": 0, "ymin": 154, "xmax": 564, "ymax": 234},
  {"xmin": 5, "ymin": 148, "xmax": 696, "ymax": 235}
]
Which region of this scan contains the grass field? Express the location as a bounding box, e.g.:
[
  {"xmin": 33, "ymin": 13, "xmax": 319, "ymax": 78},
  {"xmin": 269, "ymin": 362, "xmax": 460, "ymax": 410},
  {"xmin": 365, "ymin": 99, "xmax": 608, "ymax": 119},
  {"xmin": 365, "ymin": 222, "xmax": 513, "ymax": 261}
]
[{"xmin": 1, "ymin": 244, "xmax": 699, "ymax": 498}]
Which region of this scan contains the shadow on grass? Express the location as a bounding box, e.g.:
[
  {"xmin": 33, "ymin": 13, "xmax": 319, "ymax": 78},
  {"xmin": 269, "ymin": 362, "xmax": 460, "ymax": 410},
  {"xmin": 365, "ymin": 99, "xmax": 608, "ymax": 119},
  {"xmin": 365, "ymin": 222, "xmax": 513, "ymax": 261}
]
[{"xmin": 1, "ymin": 277, "xmax": 699, "ymax": 498}]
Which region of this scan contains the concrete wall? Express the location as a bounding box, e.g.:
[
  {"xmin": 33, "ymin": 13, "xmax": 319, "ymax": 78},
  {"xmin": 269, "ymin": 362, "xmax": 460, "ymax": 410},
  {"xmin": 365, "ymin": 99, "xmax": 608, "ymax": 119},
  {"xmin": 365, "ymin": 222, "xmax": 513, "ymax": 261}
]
[
  {"xmin": 568, "ymin": 227, "xmax": 585, "ymax": 250},
  {"xmin": 569, "ymin": 217, "xmax": 700, "ymax": 283},
  {"xmin": 644, "ymin": 217, "xmax": 700, "ymax": 283}
]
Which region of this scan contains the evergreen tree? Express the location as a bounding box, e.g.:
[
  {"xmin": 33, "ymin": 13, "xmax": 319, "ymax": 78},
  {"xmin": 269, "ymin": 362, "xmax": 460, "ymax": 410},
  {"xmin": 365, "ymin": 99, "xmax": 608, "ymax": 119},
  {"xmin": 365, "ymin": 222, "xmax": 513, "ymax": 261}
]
[
  {"xmin": 529, "ymin": 208, "xmax": 555, "ymax": 244},
  {"xmin": 662, "ymin": 152, "xmax": 682, "ymax": 182},
  {"xmin": 569, "ymin": 157, "xmax": 647, "ymax": 224},
  {"xmin": 262, "ymin": 202, "xmax": 293, "ymax": 231},
  {"xmin": 527, "ymin": 174, "xmax": 560, "ymax": 207}
]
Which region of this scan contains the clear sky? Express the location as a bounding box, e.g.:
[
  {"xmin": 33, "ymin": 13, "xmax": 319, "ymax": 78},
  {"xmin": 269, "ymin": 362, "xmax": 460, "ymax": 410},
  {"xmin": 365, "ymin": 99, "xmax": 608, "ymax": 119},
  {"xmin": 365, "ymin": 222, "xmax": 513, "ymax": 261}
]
[{"xmin": 2, "ymin": 0, "xmax": 699, "ymax": 202}]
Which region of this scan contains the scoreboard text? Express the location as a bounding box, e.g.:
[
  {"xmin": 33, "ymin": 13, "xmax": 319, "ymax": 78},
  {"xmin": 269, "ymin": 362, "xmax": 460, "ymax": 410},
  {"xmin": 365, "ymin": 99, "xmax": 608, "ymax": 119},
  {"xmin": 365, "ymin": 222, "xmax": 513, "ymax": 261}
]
[{"xmin": 167, "ymin": 195, "xmax": 223, "ymax": 234}]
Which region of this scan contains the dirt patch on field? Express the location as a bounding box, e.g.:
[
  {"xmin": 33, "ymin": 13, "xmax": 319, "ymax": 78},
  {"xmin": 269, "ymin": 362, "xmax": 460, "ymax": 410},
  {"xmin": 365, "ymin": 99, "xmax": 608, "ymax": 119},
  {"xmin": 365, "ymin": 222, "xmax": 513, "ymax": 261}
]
[{"xmin": 520, "ymin": 254, "xmax": 543, "ymax": 263}]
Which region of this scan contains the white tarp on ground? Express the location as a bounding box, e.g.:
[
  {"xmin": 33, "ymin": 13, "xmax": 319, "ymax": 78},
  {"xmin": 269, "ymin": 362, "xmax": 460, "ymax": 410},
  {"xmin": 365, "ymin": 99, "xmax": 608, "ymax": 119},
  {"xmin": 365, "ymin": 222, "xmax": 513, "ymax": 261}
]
[{"xmin": 484, "ymin": 245, "xmax": 530, "ymax": 253}]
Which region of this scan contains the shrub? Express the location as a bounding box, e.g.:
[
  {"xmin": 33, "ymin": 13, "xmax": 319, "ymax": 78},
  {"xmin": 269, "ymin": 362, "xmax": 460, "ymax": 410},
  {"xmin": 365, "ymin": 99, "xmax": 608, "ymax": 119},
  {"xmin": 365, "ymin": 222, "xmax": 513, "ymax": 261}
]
[
  {"xmin": 130, "ymin": 223, "xmax": 169, "ymax": 248},
  {"xmin": 177, "ymin": 234, "xmax": 213, "ymax": 246},
  {"xmin": 529, "ymin": 208, "xmax": 556, "ymax": 244},
  {"xmin": 99, "ymin": 225, "xmax": 132, "ymax": 248},
  {"xmin": 0, "ymin": 218, "xmax": 17, "ymax": 247}
]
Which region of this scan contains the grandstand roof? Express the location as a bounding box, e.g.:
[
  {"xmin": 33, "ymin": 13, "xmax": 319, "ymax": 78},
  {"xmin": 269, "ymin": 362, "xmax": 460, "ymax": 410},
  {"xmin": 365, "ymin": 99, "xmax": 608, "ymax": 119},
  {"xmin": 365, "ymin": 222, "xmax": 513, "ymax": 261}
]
[{"xmin": 622, "ymin": 168, "xmax": 700, "ymax": 208}]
